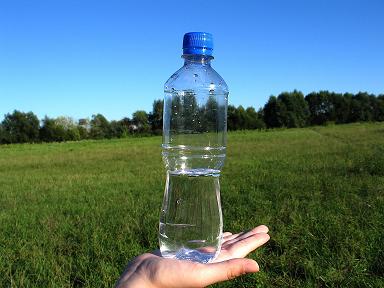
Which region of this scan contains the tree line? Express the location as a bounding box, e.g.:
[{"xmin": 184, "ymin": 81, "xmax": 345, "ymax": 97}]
[
  {"xmin": 0, "ymin": 90, "xmax": 383, "ymax": 144},
  {"xmin": 0, "ymin": 100, "xmax": 163, "ymax": 144}
]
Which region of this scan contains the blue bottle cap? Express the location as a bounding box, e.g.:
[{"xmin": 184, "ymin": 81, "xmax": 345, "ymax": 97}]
[{"xmin": 183, "ymin": 32, "xmax": 213, "ymax": 56}]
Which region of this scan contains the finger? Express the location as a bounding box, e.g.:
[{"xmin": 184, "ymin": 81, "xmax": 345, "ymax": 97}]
[
  {"xmin": 223, "ymin": 233, "xmax": 239, "ymax": 241},
  {"xmin": 223, "ymin": 225, "xmax": 269, "ymax": 242},
  {"xmin": 223, "ymin": 232, "xmax": 233, "ymax": 238},
  {"xmin": 197, "ymin": 258, "xmax": 259, "ymax": 287},
  {"xmin": 223, "ymin": 225, "xmax": 269, "ymax": 243},
  {"xmin": 224, "ymin": 233, "xmax": 270, "ymax": 259}
]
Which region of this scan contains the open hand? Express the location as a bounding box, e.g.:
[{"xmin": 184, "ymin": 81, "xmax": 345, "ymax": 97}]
[{"xmin": 116, "ymin": 225, "xmax": 270, "ymax": 288}]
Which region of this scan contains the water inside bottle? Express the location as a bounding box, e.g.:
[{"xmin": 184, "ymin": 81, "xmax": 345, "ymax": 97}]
[{"xmin": 159, "ymin": 168, "xmax": 223, "ymax": 263}]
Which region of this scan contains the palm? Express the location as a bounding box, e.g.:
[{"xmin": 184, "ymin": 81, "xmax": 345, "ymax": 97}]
[{"xmin": 116, "ymin": 225, "xmax": 270, "ymax": 288}]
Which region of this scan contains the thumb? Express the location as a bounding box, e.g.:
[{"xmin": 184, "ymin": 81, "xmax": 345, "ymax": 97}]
[{"xmin": 198, "ymin": 258, "xmax": 259, "ymax": 287}]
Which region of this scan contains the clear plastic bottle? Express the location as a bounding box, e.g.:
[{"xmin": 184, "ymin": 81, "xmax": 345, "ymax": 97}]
[{"xmin": 159, "ymin": 32, "xmax": 229, "ymax": 263}]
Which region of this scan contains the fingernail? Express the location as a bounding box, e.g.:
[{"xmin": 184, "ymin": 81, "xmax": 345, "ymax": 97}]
[{"xmin": 245, "ymin": 259, "xmax": 259, "ymax": 272}]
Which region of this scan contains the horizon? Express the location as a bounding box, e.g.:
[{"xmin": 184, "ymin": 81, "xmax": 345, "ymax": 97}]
[
  {"xmin": 1, "ymin": 0, "xmax": 383, "ymax": 121},
  {"xmin": 0, "ymin": 89, "xmax": 382, "ymax": 123}
]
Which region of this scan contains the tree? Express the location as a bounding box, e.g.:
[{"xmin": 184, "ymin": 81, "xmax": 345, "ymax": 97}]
[
  {"xmin": 90, "ymin": 114, "xmax": 111, "ymax": 139},
  {"xmin": 110, "ymin": 120, "xmax": 129, "ymax": 138},
  {"xmin": 119, "ymin": 117, "xmax": 133, "ymax": 135},
  {"xmin": 55, "ymin": 116, "xmax": 80, "ymax": 141},
  {"xmin": 245, "ymin": 107, "xmax": 266, "ymax": 129},
  {"xmin": 175, "ymin": 91, "xmax": 199, "ymax": 133},
  {"xmin": 39, "ymin": 116, "xmax": 81, "ymax": 142},
  {"xmin": 227, "ymin": 105, "xmax": 254, "ymax": 130},
  {"xmin": 263, "ymin": 96, "xmax": 286, "ymax": 128},
  {"xmin": 39, "ymin": 116, "xmax": 65, "ymax": 142},
  {"xmin": 168, "ymin": 93, "xmax": 183, "ymax": 133},
  {"xmin": 132, "ymin": 110, "xmax": 150, "ymax": 133},
  {"xmin": 149, "ymin": 100, "xmax": 163, "ymax": 135},
  {"xmin": 351, "ymin": 92, "xmax": 374, "ymax": 122},
  {"xmin": 374, "ymin": 94, "xmax": 384, "ymax": 121},
  {"xmin": 227, "ymin": 105, "xmax": 237, "ymax": 130},
  {"xmin": 277, "ymin": 90, "xmax": 309, "ymax": 128},
  {"xmin": 202, "ymin": 95, "xmax": 219, "ymax": 133},
  {"xmin": 235, "ymin": 106, "xmax": 247, "ymax": 130},
  {"xmin": 0, "ymin": 124, "xmax": 5, "ymax": 144},
  {"xmin": 305, "ymin": 91, "xmax": 334, "ymax": 125},
  {"xmin": 332, "ymin": 93, "xmax": 352, "ymax": 124},
  {"xmin": 1, "ymin": 110, "xmax": 40, "ymax": 143},
  {"xmin": 263, "ymin": 91, "xmax": 310, "ymax": 128}
]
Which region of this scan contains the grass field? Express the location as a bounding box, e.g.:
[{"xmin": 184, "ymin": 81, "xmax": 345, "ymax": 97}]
[{"xmin": 1, "ymin": 123, "xmax": 383, "ymax": 287}]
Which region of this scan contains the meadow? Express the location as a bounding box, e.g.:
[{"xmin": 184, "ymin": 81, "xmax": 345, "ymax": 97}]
[{"xmin": 1, "ymin": 123, "xmax": 383, "ymax": 287}]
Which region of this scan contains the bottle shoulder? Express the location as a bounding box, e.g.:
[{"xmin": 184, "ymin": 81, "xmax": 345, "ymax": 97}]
[{"xmin": 165, "ymin": 64, "xmax": 228, "ymax": 93}]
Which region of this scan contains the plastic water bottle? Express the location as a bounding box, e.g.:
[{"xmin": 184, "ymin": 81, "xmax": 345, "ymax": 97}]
[{"xmin": 159, "ymin": 32, "xmax": 229, "ymax": 263}]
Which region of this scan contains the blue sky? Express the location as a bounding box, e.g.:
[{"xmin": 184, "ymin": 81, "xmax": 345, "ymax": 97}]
[{"xmin": 0, "ymin": 0, "xmax": 383, "ymax": 121}]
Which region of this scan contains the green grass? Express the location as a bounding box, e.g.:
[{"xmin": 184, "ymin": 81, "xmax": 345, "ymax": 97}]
[{"xmin": 1, "ymin": 123, "xmax": 383, "ymax": 287}]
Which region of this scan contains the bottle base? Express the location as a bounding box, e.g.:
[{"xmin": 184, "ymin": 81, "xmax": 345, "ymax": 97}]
[{"xmin": 161, "ymin": 248, "xmax": 217, "ymax": 263}]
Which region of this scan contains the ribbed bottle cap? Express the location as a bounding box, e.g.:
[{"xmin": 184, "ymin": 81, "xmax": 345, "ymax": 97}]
[{"xmin": 182, "ymin": 32, "xmax": 213, "ymax": 56}]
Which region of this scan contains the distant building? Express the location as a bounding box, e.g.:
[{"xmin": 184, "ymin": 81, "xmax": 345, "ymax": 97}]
[
  {"xmin": 78, "ymin": 118, "xmax": 91, "ymax": 131},
  {"xmin": 129, "ymin": 124, "xmax": 138, "ymax": 132}
]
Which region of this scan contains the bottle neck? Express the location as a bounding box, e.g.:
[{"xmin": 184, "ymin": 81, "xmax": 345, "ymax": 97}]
[{"xmin": 182, "ymin": 54, "xmax": 214, "ymax": 66}]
